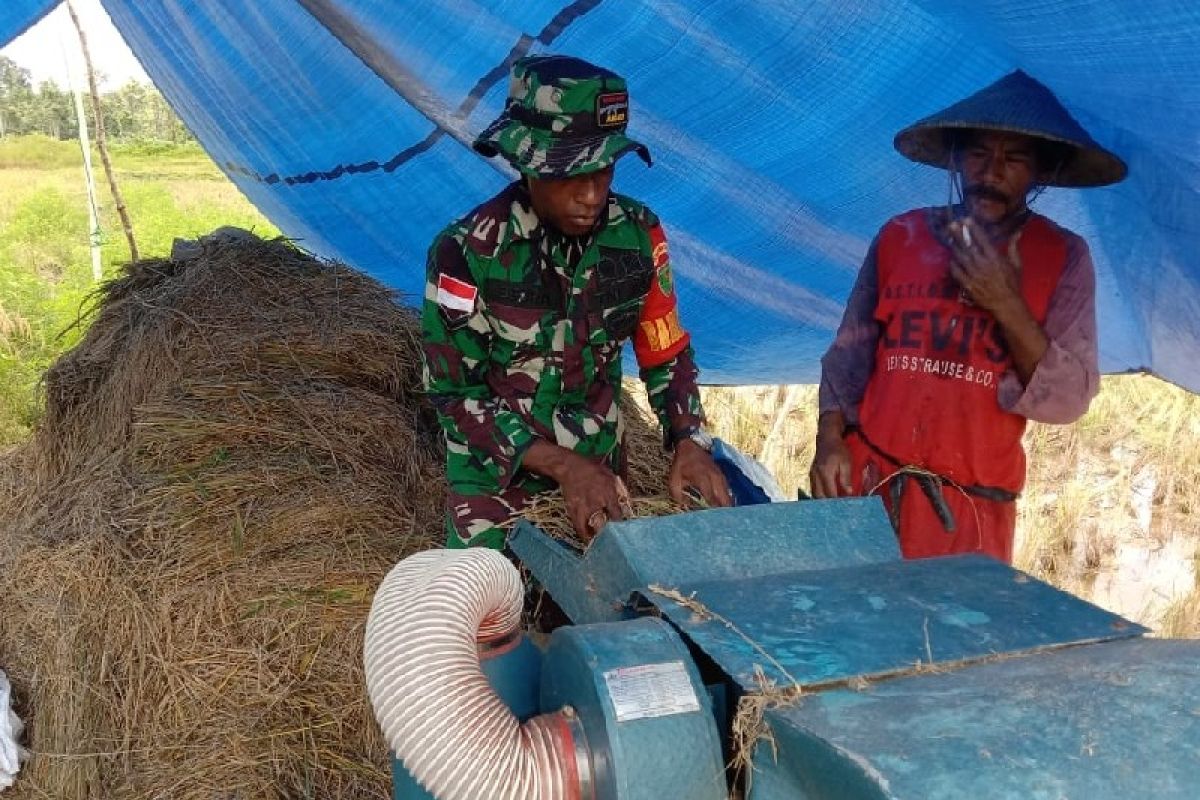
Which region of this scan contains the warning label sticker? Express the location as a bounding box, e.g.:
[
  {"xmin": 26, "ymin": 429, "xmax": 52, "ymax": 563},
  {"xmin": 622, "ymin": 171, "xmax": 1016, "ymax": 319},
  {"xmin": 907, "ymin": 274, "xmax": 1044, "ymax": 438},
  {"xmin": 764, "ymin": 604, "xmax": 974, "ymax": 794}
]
[{"xmin": 603, "ymin": 660, "xmax": 701, "ymax": 722}]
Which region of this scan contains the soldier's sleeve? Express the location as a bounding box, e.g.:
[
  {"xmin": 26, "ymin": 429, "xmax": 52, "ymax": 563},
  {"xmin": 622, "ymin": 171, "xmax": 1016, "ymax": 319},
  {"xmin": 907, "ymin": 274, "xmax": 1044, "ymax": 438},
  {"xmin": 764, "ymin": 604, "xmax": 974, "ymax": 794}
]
[
  {"xmin": 421, "ymin": 231, "xmax": 536, "ymax": 492},
  {"xmin": 633, "ymin": 217, "xmax": 704, "ymax": 431}
]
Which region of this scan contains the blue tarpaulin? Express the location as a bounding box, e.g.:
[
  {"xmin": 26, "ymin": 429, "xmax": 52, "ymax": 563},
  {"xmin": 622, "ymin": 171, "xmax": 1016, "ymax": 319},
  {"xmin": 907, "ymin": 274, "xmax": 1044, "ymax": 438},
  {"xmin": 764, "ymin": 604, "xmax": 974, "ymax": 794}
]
[
  {"xmin": 0, "ymin": 0, "xmax": 55, "ymax": 46},
  {"xmin": 3, "ymin": 1, "xmax": 1198, "ymax": 389}
]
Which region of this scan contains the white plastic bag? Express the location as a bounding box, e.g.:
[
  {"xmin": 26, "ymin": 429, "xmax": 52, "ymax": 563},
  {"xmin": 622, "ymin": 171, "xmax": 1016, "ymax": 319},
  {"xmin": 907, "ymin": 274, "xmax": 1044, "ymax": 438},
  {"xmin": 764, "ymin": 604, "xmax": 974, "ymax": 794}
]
[{"xmin": 0, "ymin": 668, "xmax": 25, "ymax": 792}]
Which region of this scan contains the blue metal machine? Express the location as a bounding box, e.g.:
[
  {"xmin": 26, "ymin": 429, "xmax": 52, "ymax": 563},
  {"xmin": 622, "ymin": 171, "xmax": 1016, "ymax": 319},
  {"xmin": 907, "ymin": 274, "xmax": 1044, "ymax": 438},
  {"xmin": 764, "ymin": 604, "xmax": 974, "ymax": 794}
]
[{"xmin": 504, "ymin": 499, "xmax": 1200, "ymax": 799}]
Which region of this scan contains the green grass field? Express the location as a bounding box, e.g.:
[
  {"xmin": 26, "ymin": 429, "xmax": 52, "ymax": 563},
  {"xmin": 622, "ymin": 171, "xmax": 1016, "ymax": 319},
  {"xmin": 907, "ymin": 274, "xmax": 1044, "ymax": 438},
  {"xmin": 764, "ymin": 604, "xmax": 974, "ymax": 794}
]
[{"xmin": 0, "ymin": 134, "xmax": 277, "ymax": 443}]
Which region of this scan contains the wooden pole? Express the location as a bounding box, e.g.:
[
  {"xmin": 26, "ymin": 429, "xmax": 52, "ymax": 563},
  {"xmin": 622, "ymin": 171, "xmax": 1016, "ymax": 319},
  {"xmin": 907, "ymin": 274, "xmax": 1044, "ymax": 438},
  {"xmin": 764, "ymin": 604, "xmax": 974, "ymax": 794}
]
[{"xmin": 65, "ymin": 0, "xmax": 138, "ymax": 263}]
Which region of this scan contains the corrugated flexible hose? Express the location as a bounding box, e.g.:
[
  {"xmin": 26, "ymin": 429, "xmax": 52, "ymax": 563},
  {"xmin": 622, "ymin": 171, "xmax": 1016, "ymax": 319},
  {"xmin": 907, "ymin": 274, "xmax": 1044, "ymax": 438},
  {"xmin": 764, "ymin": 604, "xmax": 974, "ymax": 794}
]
[{"xmin": 364, "ymin": 549, "xmax": 582, "ymax": 800}]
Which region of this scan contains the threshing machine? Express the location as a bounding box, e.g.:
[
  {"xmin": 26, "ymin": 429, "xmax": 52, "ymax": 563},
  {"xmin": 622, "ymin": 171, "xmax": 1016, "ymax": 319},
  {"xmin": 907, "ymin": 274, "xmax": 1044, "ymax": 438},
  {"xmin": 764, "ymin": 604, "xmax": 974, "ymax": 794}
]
[{"xmin": 365, "ymin": 499, "xmax": 1200, "ymax": 799}]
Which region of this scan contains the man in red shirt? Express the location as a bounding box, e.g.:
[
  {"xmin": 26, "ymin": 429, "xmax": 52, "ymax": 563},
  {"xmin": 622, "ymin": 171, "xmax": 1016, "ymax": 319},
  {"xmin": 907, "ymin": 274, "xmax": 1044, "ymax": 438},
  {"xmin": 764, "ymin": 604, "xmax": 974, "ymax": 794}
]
[{"xmin": 810, "ymin": 71, "xmax": 1126, "ymax": 563}]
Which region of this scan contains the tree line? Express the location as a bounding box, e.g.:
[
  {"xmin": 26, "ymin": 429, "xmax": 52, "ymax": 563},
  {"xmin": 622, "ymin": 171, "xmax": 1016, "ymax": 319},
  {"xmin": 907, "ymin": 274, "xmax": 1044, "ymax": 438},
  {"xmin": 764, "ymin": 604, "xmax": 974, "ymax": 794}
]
[{"xmin": 0, "ymin": 54, "xmax": 193, "ymax": 143}]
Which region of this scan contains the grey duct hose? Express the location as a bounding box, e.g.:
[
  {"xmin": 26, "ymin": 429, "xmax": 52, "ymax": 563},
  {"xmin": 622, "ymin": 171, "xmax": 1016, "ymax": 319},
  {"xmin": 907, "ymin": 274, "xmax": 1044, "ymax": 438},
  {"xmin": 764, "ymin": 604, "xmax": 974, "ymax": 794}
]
[{"xmin": 364, "ymin": 549, "xmax": 583, "ymax": 799}]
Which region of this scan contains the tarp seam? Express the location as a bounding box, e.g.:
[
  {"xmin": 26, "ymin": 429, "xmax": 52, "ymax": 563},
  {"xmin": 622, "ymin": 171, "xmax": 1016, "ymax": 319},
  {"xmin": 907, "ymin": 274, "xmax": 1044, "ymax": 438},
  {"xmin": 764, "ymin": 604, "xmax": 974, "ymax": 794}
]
[{"xmin": 224, "ymin": 0, "xmax": 605, "ymax": 187}]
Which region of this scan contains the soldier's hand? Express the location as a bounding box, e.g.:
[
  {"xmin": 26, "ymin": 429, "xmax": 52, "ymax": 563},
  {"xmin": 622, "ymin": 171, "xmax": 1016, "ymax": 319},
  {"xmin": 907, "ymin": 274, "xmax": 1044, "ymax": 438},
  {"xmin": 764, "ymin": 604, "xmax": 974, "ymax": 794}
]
[
  {"xmin": 669, "ymin": 440, "xmax": 733, "ymax": 509},
  {"xmin": 557, "ymin": 455, "xmax": 630, "ymax": 541},
  {"xmin": 522, "ymin": 440, "xmax": 630, "ymax": 540},
  {"xmin": 809, "ymin": 434, "xmax": 853, "ymax": 498}
]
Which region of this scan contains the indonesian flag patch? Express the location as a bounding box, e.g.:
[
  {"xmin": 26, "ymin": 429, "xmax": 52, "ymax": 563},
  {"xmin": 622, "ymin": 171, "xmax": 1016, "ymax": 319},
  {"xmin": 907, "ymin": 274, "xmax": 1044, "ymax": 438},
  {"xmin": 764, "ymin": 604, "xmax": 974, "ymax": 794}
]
[{"xmin": 436, "ymin": 273, "xmax": 477, "ymax": 313}]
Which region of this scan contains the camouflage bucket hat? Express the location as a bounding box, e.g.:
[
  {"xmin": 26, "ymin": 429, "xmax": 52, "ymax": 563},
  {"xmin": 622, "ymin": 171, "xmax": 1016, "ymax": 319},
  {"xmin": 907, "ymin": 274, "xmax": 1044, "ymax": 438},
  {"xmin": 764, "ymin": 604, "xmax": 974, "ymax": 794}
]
[{"xmin": 474, "ymin": 54, "xmax": 652, "ymax": 178}]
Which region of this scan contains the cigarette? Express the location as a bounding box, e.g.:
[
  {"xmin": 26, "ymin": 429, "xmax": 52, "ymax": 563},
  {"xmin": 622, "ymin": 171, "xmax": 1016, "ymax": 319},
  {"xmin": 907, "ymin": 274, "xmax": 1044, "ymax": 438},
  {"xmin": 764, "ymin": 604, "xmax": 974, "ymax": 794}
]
[{"xmin": 962, "ymin": 225, "xmax": 973, "ymax": 247}]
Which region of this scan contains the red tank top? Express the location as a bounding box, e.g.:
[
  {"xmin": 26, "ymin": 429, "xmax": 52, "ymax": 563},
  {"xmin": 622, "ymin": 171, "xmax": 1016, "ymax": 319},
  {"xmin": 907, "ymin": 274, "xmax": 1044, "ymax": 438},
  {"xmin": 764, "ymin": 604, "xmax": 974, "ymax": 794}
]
[{"xmin": 857, "ymin": 209, "xmax": 1067, "ymax": 492}]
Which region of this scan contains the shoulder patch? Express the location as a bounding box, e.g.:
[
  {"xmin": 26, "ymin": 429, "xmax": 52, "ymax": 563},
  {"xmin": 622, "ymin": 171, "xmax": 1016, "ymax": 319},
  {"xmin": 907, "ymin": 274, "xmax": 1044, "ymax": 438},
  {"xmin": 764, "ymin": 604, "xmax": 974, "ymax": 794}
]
[
  {"xmin": 436, "ymin": 273, "xmax": 478, "ymax": 313},
  {"xmin": 649, "ymin": 224, "xmax": 673, "ymax": 295}
]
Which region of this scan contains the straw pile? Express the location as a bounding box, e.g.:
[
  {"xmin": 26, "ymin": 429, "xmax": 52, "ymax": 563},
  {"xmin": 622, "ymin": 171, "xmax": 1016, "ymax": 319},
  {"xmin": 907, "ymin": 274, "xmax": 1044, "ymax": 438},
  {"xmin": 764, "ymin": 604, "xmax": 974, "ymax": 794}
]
[{"xmin": 0, "ymin": 230, "xmax": 671, "ymax": 799}]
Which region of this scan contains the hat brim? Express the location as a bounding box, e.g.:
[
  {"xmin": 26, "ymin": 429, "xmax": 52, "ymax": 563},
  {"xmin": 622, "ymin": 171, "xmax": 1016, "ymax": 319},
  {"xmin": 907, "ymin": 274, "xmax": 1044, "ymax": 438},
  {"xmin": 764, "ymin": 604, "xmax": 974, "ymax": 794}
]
[
  {"xmin": 473, "ymin": 115, "xmax": 652, "ymax": 178},
  {"xmin": 894, "ymin": 122, "xmax": 1127, "ymax": 188}
]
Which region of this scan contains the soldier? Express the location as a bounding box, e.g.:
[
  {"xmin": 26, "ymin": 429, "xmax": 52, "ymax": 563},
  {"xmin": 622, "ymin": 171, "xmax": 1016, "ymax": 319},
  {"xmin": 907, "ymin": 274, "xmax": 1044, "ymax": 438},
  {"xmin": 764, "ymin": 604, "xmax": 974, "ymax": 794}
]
[{"xmin": 422, "ymin": 54, "xmax": 731, "ymax": 549}]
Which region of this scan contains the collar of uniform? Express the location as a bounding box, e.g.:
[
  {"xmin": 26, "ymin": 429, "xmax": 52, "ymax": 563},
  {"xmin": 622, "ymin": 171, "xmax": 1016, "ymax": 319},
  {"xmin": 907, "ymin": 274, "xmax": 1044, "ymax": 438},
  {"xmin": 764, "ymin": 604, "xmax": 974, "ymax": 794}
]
[
  {"xmin": 463, "ymin": 182, "xmax": 631, "ymax": 261},
  {"xmin": 507, "ymin": 181, "xmax": 542, "ymax": 242},
  {"xmin": 504, "ymin": 181, "xmax": 627, "ymax": 244}
]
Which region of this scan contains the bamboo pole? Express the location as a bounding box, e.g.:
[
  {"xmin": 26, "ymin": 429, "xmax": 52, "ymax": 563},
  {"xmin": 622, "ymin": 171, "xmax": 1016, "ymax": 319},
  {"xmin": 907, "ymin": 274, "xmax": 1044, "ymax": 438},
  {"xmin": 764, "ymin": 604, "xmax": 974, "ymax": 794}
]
[
  {"xmin": 61, "ymin": 30, "xmax": 103, "ymax": 281},
  {"xmin": 71, "ymin": 81, "xmax": 103, "ymax": 281},
  {"xmin": 65, "ymin": 0, "xmax": 138, "ymax": 263}
]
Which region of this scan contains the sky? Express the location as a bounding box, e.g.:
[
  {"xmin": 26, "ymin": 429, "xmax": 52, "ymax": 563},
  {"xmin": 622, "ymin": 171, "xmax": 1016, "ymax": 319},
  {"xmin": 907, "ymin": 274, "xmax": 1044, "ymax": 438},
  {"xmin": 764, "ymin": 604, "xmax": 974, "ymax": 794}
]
[{"xmin": 1, "ymin": 0, "xmax": 150, "ymax": 90}]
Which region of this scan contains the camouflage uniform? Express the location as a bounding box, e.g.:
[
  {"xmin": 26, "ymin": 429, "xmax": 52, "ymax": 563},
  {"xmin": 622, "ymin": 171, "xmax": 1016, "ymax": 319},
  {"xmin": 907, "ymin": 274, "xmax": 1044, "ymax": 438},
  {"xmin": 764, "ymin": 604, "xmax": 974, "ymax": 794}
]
[{"xmin": 421, "ymin": 55, "xmax": 703, "ymax": 548}]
